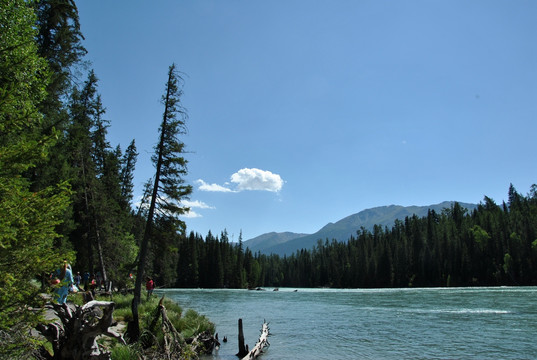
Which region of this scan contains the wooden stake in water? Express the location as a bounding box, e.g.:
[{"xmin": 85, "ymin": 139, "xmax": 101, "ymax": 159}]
[{"xmin": 237, "ymin": 318, "xmax": 248, "ymax": 358}]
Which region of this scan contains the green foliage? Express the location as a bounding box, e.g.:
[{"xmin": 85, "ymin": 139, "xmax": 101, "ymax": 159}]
[
  {"xmin": 110, "ymin": 343, "xmax": 141, "ymax": 360},
  {"xmin": 0, "ymin": 323, "xmax": 48, "ymax": 359},
  {"xmin": 503, "ymin": 253, "xmax": 513, "ymax": 274},
  {"xmin": 34, "ymin": 0, "xmax": 86, "ymax": 103},
  {"xmin": 470, "ymin": 225, "xmax": 491, "ymax": 246},
  {"xmin": 81, "ymin": 293, "xmax": 210, "ymax": 359},
  {"xmin": 0, "ymin": 180, "xmax": 73, "ymax": 327},
  {"xmin": 106, "ymin": 292, "xmax": 212, "ymax": 358},
  {"xmin": 1, "ymin": 0, "xmax": 50, "ymax": 171},
  {"xmin": 147, "ymin": 63, "xmax": 193, "ymax": 232},
  {"xmin": 0, "ymin": 0, "xmax": 72, "ymax": 334},
  {"xmin": 177, "ymin": 309, "xmax": 215, "ymax": 339},
  {"xmin": 101, "ymin": 232, "xmax": 138, "ymax": 291}
]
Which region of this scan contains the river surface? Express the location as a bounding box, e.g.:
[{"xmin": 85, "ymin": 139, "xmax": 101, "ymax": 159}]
[{"xmin": 157, "ymin": 287, "xmax": 537, "ymax": 359}]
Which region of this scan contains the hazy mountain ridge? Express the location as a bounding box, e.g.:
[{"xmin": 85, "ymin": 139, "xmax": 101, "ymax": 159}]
[
  {"xmin": 245, "ymin": 201, "xmax": 477, "ymax": 256},
  {"xmin": 244, "ymin": 231, "xmax": 308, "ymax": 253}
]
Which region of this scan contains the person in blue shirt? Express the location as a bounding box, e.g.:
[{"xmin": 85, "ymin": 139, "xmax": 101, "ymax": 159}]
[{"xmin": 52, "ymin": 261, "xmax": 73, "ymax": 305}]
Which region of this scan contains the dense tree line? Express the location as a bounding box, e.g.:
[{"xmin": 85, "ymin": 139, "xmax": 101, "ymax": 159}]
[
  {"xmin": 173, "ymin": 231, "xmax": 261, "ymax": 289},
  {"xmin": 258, "ymin": 186, "xmax": 537, "ymax": 288},
  {"xmin": 167, "ymin": 185, "xmax": 537, "ymax": 290}
]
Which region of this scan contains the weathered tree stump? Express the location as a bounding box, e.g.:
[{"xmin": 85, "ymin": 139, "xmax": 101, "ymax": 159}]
[
  {"xmin": 236, "ymin": 318, "xmax": 248, "ymax": 358},
  {"xmin": 237, "ymin": 319, "xmax": 270, "ymax": 360},
  {"xmin": 36, "ymin": 301, "xmax": 125, "ymax": 359}
]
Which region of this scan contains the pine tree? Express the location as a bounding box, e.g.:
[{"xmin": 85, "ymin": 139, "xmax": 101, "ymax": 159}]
[
  {"xmin": 120, "ymin": 140, "xmax": 138, "ymax": 209},
  {"xmin": 35, "ymin": 0, "xmax": 86, "ymax": 109},
  {"xmin": 30, "ymin": 0, "xmax": 87, "ymax": 196},
  {"xmin": 66, "ymin": 71, "xmax": 100, "ymax": 275},
  {"xmin": 130, "ymin": 64, "xmax": 193, "ymax": 341},
  {"xmin": 234, "ymin": 231, "xmax": 246, "ymax": 288}
]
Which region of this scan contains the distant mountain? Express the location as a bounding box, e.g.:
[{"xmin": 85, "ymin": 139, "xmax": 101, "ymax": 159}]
[
  {"xmin": 244, "ymin": 231, "xmax": 308, "ymax": 254},
  {"xmin": 244, "ymin": 201, "xmax": 477, "ymax": 256}
]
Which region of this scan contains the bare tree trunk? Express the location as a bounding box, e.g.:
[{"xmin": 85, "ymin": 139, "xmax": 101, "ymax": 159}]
[
  {"xmin": 93, "ymin": 219, "xmax": 108, "ymax": 290},
  {"xmin": 81, "ymin": 156, "xmax": 94, "ymax": 274}
]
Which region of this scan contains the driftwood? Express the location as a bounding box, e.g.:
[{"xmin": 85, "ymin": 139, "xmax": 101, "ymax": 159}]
[
  {"xmin": 188, "ymin": 330, "xmax": 220, "ymax": 355},
  {"xmin": 36, "ymin": 301, "xmax": 125, "ymax": 360},
  {"xmin": 145, "ymin": 296, "xmax": 219, "ymax": 358},
  {"xmin": 237, "ymin": 319, "xmax": 270, "ymax": 360}
]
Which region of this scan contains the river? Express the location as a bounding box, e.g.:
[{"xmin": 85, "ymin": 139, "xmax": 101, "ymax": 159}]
[{"xmin": 157, "ymin": 287, "xmax": 537, "ymax": 359}]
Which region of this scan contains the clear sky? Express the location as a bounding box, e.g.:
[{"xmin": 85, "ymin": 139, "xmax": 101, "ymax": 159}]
[{"xmin": 76, "ymin": 1, "xmax": 537, "ymax": 241}]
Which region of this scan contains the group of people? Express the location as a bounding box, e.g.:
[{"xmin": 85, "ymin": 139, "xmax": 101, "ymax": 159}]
[
  {"xmin": 50, "ymin": 261, "xmax": 157, "ymax": 304},
  {"xmin": 75, "ymin": 271, "xmax": 103, "ymax": 292}
]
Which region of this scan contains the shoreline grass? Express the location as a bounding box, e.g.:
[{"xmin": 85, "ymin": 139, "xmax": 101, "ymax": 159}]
[{"xmin": 72, "ymin": 290, "xmax": 215, "ymax": 359}]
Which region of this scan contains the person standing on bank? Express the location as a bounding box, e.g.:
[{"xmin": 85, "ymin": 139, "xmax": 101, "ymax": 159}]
[
  {"xmin": 74, "ymin": 271, "xmax": 81, "ymax": 289},
  {"xmin": 51, "ymin": 261, "xmax": 73, "ymax": 304},
  {"xmin": 83, "ymin": 271, "xmax": 90, "ymax": 291},
  {"xmin": 146, "ymin": 277, "xmax": 155, "ymax": 300}
]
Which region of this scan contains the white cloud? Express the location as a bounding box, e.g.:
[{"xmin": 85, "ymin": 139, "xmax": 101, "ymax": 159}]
[
  {"xmin": 181, "ymin": 209, "xmax": 202, "ymax": 218},
  {"xmin": 196, "ymin": 179, "xmax": 235, "ymax": 192},
  {"xmin": 197, "ymin": 168, "xmax": 284, "ymax": 193},
  {"xmin": 181, "ymin": 200, "xmax": 215, "ymax": 218},
  {"xmin": 230, "ymin": 168, "xmax": 283, "ymax": 192},
  {"xmin": 182, "ymin": 199, "xmax": 215, "ymax": 209}
]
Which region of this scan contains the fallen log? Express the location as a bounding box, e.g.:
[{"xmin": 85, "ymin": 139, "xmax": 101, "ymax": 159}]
[
  {"xmin": 36, "ymin": 300, "xmax": 125, "ymax": 359},
  {"xmin": 237, "ymin": 320, "xmax": 270, "ymax": 360}
]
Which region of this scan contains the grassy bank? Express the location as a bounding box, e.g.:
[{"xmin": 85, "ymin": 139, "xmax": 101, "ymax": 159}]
[{"xmin": 73, "ymin": 291, "xmax": 216, "ymax": 359}]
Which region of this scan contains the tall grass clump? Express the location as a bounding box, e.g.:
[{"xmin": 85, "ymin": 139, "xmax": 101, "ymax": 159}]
[
  {"xmin": 110, "ymin": 343, "xmax": 140, "ymax": 360},
  {"xmin": 178, "ymin": 309, "xmax": 215, "ymax": 339},
  {"xmin": 88, "ymin": 291, "xmax": 216, "ymax": 359}
]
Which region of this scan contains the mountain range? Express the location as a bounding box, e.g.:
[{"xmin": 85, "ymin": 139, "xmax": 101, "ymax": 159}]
[{"xmin": 244, "ymin": 201, "xmax": 477, "ymax": 256}]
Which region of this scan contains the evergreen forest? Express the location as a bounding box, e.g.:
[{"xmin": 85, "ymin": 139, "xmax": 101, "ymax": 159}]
[
  {"xmin": 178, "ymin": 189, "xmax": 537, "ymax": 289},
  {"xmin": 1, "ymin": 0, "xmax": 537, "ymax": 340}
]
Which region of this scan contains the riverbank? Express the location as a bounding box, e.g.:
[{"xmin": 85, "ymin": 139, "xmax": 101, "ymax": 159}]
[{"xmin": 38, "ymin": 291, "xmax": 216, "ymax": 359}]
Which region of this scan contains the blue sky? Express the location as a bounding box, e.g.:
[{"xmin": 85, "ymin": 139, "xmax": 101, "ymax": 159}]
[{"xmin": 77, "ymin": 1, "xmax": 537, "ymax": 241}]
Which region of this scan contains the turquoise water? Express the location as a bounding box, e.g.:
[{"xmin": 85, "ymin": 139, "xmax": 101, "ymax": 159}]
[{"xmin": 158, "ymin": 287, "xmax": 537, "ymax": 359}]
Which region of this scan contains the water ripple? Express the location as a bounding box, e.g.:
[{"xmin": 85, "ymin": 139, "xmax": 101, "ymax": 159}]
[{"xmin": 160, "ymin": 287, "xmax": 537, "ymax": 360}]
